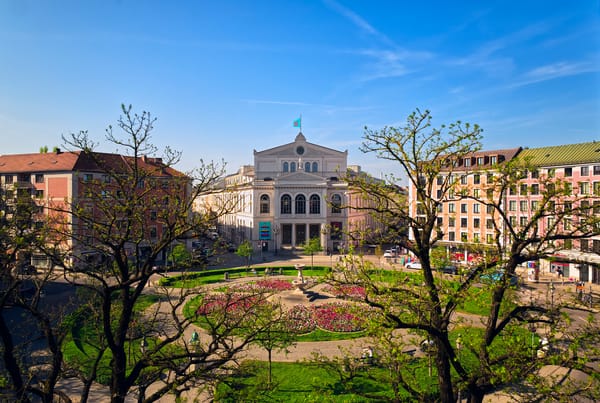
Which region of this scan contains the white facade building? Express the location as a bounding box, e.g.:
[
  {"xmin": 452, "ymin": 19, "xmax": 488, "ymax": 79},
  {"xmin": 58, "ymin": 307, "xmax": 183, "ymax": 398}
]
[{"xmin": 209, "ymin": 132, "xmax": 350, "ymax": 253}]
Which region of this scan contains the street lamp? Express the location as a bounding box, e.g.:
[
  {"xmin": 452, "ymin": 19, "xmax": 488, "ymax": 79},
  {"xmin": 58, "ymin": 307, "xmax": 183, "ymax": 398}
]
[{"xmin": 272, "ymin": 225, "xmax": 279, "ymax": 255}]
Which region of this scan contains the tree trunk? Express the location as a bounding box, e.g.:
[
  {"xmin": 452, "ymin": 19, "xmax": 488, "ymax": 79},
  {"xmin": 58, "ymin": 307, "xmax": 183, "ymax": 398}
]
[
  {"xmin": 267, "ymin": 349, "xmax": 273, "ymax": 388},
  {"xmin": 436, "ymin": 347, "xmax": 454, "ymax": 403}
]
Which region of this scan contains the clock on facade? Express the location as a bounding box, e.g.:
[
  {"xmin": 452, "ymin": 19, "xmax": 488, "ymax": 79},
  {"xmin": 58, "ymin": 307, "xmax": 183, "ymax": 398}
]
[{"xmin": 296, "ymin": 146, "xmax": 305, "ymax": 155}]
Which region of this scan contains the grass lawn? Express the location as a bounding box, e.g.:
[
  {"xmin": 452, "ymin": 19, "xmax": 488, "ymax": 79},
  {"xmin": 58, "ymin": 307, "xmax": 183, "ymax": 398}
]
[
  {"xmin": 215, "ymin": 360, "xmax": 438, "ymax": 402},
  {"xmin": 159, "ymin": 266, "xmax": 331, "ymax": 287}
]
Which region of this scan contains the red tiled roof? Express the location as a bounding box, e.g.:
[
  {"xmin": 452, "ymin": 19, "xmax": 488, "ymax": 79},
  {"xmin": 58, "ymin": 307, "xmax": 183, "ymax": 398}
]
[{"xmin": 0, "ymin": 151, "xmax": 187, "ymax": 178}]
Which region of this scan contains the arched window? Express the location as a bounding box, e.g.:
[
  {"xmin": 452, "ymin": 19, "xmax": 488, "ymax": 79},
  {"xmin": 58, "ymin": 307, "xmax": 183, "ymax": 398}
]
[
  {"xmin": 331, "ymin": 194, "xmax": 342, "ymax": 213},
  {"xmin": 283, "ymin": 162, "xmax": 289, "ymax": 172},
  {"xmin": 309, "ymin": 194, "xmax": 320, "ymax": 214},
  {"xmin": 305, "ymin": 162, "xmax": 311, "ymax": 172},
  {"xmin": 260, "ymin": 194, "xmax": 270, "ymax": 214},
  {"xmin": 295, "ymin": 194, "xmax": 306, "ymax": 214},
  {"xmin": 312, "ymin": 162, "xmax": 318, "ymax": 172},
  {"xmin": 290, "ymin": 162, "xmax": 296, "ymax": 172},
  {"xmin": 281, "ymin": 194, "xmax": 292, "ymax": 214}
]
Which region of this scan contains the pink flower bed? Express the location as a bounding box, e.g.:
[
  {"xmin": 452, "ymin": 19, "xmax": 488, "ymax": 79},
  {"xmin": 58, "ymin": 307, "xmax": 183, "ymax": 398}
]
[
  {"xmin": 310, "ymin": 302, "xmax": 368, "ymax": 333},
  {"xmin": 229, "ymin": 279, "xmax": 293, "ymax": 293},
  {"xmin": 196, "ymin": 293, "xmax": 265, "ymax": 321},
  {"xmin": 323, "ymin": 284, "xmax": 366, "ymax": 300}
]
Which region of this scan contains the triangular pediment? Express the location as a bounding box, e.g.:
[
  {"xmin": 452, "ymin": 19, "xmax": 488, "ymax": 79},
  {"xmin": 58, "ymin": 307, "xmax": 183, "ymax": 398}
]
[
  {"xmin": 254, "ymin": 133, "xmax": 346, "ymax": 159},
  {"xmin": 276, "ymin": 171, "xmax": 328, "ymax": 183}
]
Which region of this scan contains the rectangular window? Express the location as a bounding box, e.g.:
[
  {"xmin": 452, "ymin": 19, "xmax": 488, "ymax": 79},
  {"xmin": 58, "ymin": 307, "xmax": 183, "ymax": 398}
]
[
  {"xmin": 509, "ymin": 185, "xmax": 517, "ymax": 195},
  {"xmin": 564, "ymin": 167, "xmax": 572, "ymax": 177},
  {"xmin": 531, "ymin": 200, "xmax": 539, "ymax": 211},
  {"xmin": 473, "ymin": 218, "xmax": 480, "ymax": 228},
  {"xmin": 593, "ymin": 240, "xmax": 600, "ymax": 253},
  {"xmin": 449, "ymin": 217, "xmax": 455, "ymax": 227},
  {"xmin": 35, "ymin": 189, "xmax": 44, "ymax": 199},
  {"xmin": 486, "ymin": 234, "xmax": 494, "ymax": 244},
  {"xmin": 473, "ymin": 203, "xmax": 480, "ymax": 213},
  {"xmin": 520, "ymin": 216, "xmax": 527, "ymax": 227},
  {"xmin": 594, "ymin": 166, "xmax": 600, "ymax": 175},
  {"xmin": 35, "ymin": 174, "xmax": 44, "ymax": 183},
  {"xmin": 531, "ymin": 170, "xmax": 539, "ymax": 179},
  {"xmin": 509, "ymin": 200, "xmax": 517, "ymax": 211},
  {"xmin": 436, "ymin": 189, "xmax": 442, "ymax": 199},
  {"xmin": 4, "ymin": 174, "xmax": 13, "ymax": 184},
  {"xmin": 464, "ymin": 158, "xmax": 471, "ymax": 167},
  {"xmin": 83, "ymin": 173, "xmax": 93, "ymax": 182},
  {"xmin": 461, "ymin": 218, "xmax": 468, "ymax": 227},
  {"xmin": 436, "ymin": 217, "xmax": 443, "ymax": 227},
  {"xmin": 486, "ymin": 189, "xmax": 494, "ymax": 200},
  {"xmin": 487, "ymin": 204, "xmax": 494, "ymax": 214},
  {"xmin": 487, "ymin": 173, "xmax": 494, "ymax": 183},
  {"xmin": 461, "ymin": 175, "xmax": 468, "ymax": 185},
  {"xmin": 461, "ymin": 232, "xmax": 468, "ymax": 242},
  {"xmin": 509, "ymin": 216, "xmax": 516, "ymax": 226},
  {"xmin": 593, "ymin": 182, "xmax": 600, "ymax": 196},
  {"xmin": 460, "ymin": 204, "xmax": 467, "ymax": 213},
  {"xmin": 473, "ymin": 174, "xmax": 480, "ymax": 185},
  {"xmin": 486, "ymin": 219, "xmax": 494, "ymax": 229},
  {"xmin": 490, "ymin": 156, "xmax": 497, "ymax": 165},
  {"xmin": 520, "ymin": 200, "xmax": 528, "ymax": 212},
  {"xmin": 578, "ymin": 182, "xmax": 589, "ymax": 195},
  {"xmin": 547, "ymin": 168, "xmax": 555, "ymax": 178},
  {"xmin": 477, "ymin": 157, "xmax": 484, "ymax": 165},
  {"xmin": 581, "ymin": 166, "xmax": 589, "ymax": 176},
  {"xmin": 448, "ymin": 203, "xmax": 455, "ymax": 213},
  {"xmin": 531, "ymin": 184, "xmax": 539, "ymax": 195},
  {"xmin": 473, "ymin": 189, "xmax": 480, "ymax": 198},
  {"xmin": 473, "ymin": 233, "xmax": 480, "ymax": 243},
  {"xmin": 520, "ymin": 184, "xmax": 528, "ymax": 195},
  {"xmin": 448, "ymin": 232, "xmax": 455, "ymax": 242},
  {"xmin": 437, "ymin": 176, "xmax": 444, "ymax": 185},
  {"xmin": 581, "ymin": 239, "xmax": 589, "ymax": 252}
]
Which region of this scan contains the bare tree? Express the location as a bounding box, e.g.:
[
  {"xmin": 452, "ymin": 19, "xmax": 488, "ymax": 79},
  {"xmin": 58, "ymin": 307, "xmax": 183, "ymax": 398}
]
[{"xmin": 46, "ymin": 104, "xmax": 264, "ymax": 402}]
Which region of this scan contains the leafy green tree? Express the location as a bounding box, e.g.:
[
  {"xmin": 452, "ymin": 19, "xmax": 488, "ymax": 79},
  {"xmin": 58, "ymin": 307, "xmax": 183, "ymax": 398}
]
[
  {"xmin": 246, "ymin": 300, "xmax": 296, "ymax": 388},
  {"xmin": 339, "ymin": 109, "xmax": 600, "ymax": 402},
  {"xmin": 235, "ymin": 240, "xmax": 254, "ymax": 272},
  {"xmin": 168, "ymin": 243, "xmax": 192, "ymax": 268},
  {"xmin": 303, "ymin": 237, "xmax": 323, "ymax": 269}
]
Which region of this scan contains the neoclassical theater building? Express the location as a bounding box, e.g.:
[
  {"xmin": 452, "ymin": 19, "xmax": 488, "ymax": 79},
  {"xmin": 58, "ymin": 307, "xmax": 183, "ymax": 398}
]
[{"xmin": 197, "ymin": 132, "xmax": 380, "ymax": 253}]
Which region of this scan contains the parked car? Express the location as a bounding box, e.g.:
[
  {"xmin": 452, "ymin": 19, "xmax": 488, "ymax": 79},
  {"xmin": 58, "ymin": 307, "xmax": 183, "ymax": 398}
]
[
  {"xmin": 440, "ymin": 265, "xmax": 458, "ymax": 275},
  {"xmin": 383, "ymin": 250, "xmax": 395, "ymax": 258},
  {"xmin": 405, "ymin": 262, "xmax": 422, "ymax": 269}
]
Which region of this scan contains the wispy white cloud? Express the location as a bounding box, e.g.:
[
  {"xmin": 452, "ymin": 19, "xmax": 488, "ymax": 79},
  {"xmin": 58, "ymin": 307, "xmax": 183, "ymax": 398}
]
[
  {"xmin": 510, "ymin": 60, "xmax": 599, "ymax": 88},
  {"xmin": 322, "ymin": 0, "xmax": 396, "ymax": 48}
]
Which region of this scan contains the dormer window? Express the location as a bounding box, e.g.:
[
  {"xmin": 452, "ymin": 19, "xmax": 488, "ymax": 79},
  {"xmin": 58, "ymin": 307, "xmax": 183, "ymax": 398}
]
[{"xmin": 464, "ymin": 158, "xmax": 471, "ymax": 167}]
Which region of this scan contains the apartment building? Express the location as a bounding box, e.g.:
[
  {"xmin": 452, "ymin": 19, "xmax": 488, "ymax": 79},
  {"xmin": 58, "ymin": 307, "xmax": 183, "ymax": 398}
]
[
  {"xmin": 410, "ymin": 141, "xmax": 600, "ymax": 283},
  {"xmin": 0, "ymin": 149, "xmax": 189, "ymax": 267},
  {"xmin": 508, "ymin": 143, "xmax": 600, "ymax": 283}
]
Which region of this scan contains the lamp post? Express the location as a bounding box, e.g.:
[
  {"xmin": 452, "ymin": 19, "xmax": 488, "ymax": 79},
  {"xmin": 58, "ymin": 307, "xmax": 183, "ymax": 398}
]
[{"xmin": 273, "ymin": 225, "xmax": 279, "ymax": 255}]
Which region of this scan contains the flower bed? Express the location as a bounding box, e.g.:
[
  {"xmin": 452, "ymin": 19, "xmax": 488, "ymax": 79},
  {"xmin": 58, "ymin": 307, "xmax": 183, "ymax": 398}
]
[
  {"xmin": 311, "ymin": 302, "xmax": 368, "ymax": 333},
  {"xmin": 229, "ymin": 279, "xmax": 294, "ymax": 293},
  {"xmin": 285, "ymin": 304, "xmax": 317, "ymax": 334}
]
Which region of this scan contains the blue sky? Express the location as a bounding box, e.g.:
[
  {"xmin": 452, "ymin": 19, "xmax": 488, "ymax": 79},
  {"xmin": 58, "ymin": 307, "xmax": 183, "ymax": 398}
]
[{"xmin": 1, "ymin": 1, "xmax": 598, "ymax": 179}]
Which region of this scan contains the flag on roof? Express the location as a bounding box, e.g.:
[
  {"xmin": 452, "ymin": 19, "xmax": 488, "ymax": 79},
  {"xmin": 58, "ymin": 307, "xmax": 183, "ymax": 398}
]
[{"xmin": 293, "ymin": 117, "xmax": 301, "ymax": 128}]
